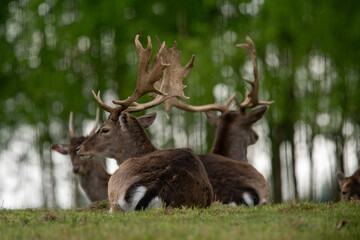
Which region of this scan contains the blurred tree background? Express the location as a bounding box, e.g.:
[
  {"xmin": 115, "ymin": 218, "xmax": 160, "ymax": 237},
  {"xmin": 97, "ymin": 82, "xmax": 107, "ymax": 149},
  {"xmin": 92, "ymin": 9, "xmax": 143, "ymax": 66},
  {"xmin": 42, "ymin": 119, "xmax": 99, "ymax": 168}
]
[{"xmin": 1, "ymin": 0, "xmax": 360, "ymax": 208}]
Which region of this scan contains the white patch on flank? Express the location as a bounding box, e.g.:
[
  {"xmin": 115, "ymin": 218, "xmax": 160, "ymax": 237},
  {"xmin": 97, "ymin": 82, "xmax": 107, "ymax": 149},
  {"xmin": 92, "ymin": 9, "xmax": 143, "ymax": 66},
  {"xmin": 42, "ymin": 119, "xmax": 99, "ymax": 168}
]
[
  {"xmin": 242, "ymin": 192, "xmax": 254, "ymax": 207},
  {"xmin": 118, "ymin": 186, "xmax": 147, "ymax": 211},
  {"xmin": 146, "ymin": 196, "xmax": 163, "ymax": 210},
  {"xmin": 228, "ymin": 202, "xmax": 237, "ymax": 207}
]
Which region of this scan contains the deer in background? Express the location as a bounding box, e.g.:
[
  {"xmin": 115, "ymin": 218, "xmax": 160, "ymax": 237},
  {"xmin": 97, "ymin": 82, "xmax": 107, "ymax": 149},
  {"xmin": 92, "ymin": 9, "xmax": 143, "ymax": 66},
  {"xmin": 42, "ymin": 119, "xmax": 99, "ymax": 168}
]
[
  {"xmin": 164, "ymin": 37, "xmax": 272, "ymax": 206},
  {"xmin": 165, "ymin": 37, "xmax": 273, "ymax": 162},
  {"xmin": 337, "ymin": 168, "xmax": 360, "ymax": 201},
  {"xmin": 76, "ymin": 35, "xmax": 213, "ymax": 212},
  {"xmin": 51, "ymin": 109, "xmax": 111, "ymax": 202}
]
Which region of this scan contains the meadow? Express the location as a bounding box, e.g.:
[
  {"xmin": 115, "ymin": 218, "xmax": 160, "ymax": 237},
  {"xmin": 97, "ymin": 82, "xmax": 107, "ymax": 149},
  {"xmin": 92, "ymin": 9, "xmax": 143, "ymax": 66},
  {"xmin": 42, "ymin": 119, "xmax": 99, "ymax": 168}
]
[{"xmin": 1, "ymin": 201, "xmax": 359, "ymax": 240}]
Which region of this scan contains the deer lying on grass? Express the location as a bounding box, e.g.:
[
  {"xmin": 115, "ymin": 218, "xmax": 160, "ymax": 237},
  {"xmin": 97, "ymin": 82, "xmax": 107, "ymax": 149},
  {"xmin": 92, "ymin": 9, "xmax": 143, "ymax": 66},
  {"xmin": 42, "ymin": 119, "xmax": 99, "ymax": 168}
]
[
  {"xmin": 164, "ymin": 37, "xmax": 272, "ymax": 206},
  {"xmin": 77, "ymin": 35, "xmax": 213, "ymax": 212},
  {"xmin": 337, "ymin": 168, "xmax": 360, "ymax": 201},
  {"xmin": 51, "ymin": 109, "xmax": 111, "ymax": 202}
]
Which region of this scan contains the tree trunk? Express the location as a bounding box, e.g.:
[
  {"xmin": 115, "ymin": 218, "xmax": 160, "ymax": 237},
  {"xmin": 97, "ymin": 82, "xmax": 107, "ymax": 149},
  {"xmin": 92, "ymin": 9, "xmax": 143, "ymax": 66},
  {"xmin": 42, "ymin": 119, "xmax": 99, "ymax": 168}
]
[
  {"xmin": 308, "ymin": 135, "xmax": 314, "ymax": 201},
  {"xmin": 270, "ymin": 134, "xmax": 282, "ymax": 203},
  {"xmin": 291, "ymin": 139, "xmax": 299, "ymax": 199},
  {"xmin": 37, "ymin": 133, "xmax": 48, "ymax": 208}
]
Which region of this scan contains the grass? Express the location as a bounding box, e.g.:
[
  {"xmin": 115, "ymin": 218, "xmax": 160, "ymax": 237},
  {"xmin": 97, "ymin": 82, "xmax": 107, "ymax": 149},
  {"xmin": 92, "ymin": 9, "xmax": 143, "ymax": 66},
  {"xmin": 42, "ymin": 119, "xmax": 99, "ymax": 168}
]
[{"xmin": 0, "ymin": 201, "xmax": 359, "ymax": 240}]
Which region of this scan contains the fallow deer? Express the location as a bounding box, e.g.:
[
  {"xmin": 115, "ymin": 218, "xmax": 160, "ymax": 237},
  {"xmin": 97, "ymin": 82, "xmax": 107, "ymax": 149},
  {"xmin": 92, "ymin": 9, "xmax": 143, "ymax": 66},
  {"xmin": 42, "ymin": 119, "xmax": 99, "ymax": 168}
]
[
  {"xmin": 51, "ymin": 109, "xmax": 111, "ymax": 202},
  {"xmin": 337, "ymin": 168, "xmax": 360, "ymax": 201},
  {"xmin": 163, "ymin": 37, "xmax": 272, "ymax": 206},
  {"xmin": 76, "ymin": 35, "xmax": 213, "ymax": 212}
]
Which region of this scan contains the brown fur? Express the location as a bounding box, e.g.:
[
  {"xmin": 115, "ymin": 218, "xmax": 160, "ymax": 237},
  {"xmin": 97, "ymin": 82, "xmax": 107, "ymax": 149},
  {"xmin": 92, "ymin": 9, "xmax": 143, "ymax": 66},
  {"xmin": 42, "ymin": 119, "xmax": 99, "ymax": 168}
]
[
  {"xmin": 77, "ymin": 112, "xmax": 213, "ymax": 211},
  {"xmin": 199, "ymin": 106, "xmax": 270, "ymax": 205},
  {"xmin": 198, "ymin": 154, "xmax": 269, "ymax": 205},
  {"xmin": 108, "ymin": 149, "xmax": 212, "ymax": 211},
  {"xmin": 52, "ymin": 136, "xmax": 110, "ymax": 202},
  {"xmin": 337, "ymin": 169, "xmax": 360, "ymax": 201}
]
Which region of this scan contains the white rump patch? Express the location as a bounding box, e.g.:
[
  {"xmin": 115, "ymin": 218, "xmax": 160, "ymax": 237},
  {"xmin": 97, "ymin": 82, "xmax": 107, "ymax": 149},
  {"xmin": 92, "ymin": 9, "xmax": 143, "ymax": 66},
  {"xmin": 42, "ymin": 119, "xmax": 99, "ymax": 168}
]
[
  {"xmin": 228, "ymin": 202, "xmax": 237, "ymax": 207},
  {"xmin": 242, "ymin": 192, "xmax": 254, "ymax": 207},
  {"xmin": 118, "ymin": 186, "xmax": 147, "ymax": 212},
  {"xmin": 146, "ymin": 196, "xmax": 163, "ymax": 210}
]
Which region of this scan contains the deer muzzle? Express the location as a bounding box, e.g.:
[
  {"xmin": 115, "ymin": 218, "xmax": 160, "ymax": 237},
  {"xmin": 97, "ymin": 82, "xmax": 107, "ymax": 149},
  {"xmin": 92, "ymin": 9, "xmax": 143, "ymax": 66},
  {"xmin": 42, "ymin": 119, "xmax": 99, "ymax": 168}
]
[{"xmin": 76, "ymin": 146, "xmax": 91, "ymax": 159}]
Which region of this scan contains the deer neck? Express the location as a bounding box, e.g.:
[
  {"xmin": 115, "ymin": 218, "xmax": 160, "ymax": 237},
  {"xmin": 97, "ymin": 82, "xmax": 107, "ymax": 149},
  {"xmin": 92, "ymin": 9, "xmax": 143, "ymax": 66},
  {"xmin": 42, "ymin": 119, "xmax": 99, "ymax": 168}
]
[
  {"xmin": 114, "ymin": 130, "xmax": 157, "ymax": 164},
  {"xmin": 210, "ymin": 126, "xmax": 248, "ymax": 162}
]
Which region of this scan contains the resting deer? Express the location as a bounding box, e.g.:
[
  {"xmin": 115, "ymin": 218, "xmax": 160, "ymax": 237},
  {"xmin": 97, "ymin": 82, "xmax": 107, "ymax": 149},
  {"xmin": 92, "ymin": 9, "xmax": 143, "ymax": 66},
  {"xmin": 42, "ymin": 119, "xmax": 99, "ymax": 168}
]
[
  {"xmin": 164, "ymin": 37, "xmax": 272, "ymax": 206},
  {"xmin": 51, "ymin": 109, "xmax": 111, "ymax": 202},
  {"xmin": 337, "ymin": 168, "xmax": 360, "ymax": 201},
  {"xmin": 76, "ymin": 35, "xmax": 213, "ymax": 212}
]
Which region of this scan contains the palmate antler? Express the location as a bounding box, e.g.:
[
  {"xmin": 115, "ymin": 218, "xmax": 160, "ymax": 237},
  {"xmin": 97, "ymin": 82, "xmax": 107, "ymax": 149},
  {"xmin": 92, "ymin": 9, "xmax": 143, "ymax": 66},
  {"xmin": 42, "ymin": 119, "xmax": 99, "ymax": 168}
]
[
  {"xmin": 92, "ymin": 35, "xmax": 194, "ymax": 121},
  {"xmin": 164, "ymin": 36, "xmax": 274, "ymax": 116}
]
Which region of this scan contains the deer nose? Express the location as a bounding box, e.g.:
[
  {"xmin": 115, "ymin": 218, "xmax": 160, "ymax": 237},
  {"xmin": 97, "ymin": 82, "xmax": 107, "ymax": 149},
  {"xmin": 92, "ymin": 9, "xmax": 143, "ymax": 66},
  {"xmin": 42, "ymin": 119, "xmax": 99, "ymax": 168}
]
[{"xmin": 73, "ymin": 167, "xmax": 80, "ymax": 173}]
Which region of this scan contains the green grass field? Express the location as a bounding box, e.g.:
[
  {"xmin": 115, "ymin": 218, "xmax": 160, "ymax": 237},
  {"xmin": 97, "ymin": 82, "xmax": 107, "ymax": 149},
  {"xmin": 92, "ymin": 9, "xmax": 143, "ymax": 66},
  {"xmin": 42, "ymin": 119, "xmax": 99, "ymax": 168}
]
[{"xmin": 0, "ymin": 201, "xmax": 359, "ymax": 240}]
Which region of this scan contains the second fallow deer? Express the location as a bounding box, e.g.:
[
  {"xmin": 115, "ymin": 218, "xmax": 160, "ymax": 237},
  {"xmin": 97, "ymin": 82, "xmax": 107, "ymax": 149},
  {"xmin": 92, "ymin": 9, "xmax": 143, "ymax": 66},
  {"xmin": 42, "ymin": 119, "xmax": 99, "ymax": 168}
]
[
  {"xmin": 165, "ymin": 36, "xmax": 274, "ymax": 162},
  {"xmin": 76, "ymin": 35, "xmax": 213, "ymax": 212},
  {"xmin": 164, "ymin": 37, "xmax": 273, "ymax": 206},
  {"xmin": 51, "ymin": 109, "xmax": 111, "ymax": 202}
]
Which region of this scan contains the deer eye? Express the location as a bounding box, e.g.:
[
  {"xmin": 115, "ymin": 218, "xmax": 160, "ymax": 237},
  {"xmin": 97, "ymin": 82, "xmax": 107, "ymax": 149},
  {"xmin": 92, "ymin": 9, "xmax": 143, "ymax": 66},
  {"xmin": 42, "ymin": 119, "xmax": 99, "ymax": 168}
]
[
  {"xmin": 342, "ymin": 191, "xmax": 347, "ymax": 195},
  {"xmin": 101, "ymin": 128, "xmax": 109, "ymax": 134}
]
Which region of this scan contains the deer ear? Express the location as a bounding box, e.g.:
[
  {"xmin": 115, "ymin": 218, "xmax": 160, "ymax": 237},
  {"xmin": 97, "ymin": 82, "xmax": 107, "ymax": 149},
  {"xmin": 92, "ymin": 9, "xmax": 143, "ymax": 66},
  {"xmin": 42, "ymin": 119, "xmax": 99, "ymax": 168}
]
[
  {"xmin": 138, "ymin": 112, "xmax": 157, "ymax": 129},
  {"xmin": 51, "ymin": 144, "xmax": 69, "ymax": 155},
  {"xmin": 337, "ymin": 172, "xmax": 345, "ymax": 184},
  {"xmin": 245, "ymin": 106, "xmax": 268, "ymax": 124},
  {"xmin": 119, "ymin": 112, "xmax": 131, "ymax": 131},
  {"xmin": 205, "ymin": 111, "xmax": 219, "ymax": 127}
]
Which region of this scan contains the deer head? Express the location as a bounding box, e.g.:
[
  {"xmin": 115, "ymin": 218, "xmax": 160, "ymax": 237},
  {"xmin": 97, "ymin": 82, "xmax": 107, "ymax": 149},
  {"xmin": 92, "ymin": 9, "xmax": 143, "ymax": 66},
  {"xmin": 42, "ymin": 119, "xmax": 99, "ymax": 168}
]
[
  {"xmin": 337, "ymin": 169, "xmax": 360, "ymax": 201},
  {"xmin": 164, "ymin": 36, "xmax": 274, "ymax": 161},
  {"xmin": 76, "ymin": 35, "xmax": 195, "ymax": 164},
  {"xmin": 51, "ymin": 109, "xmax": 100, "ymax": 174}
]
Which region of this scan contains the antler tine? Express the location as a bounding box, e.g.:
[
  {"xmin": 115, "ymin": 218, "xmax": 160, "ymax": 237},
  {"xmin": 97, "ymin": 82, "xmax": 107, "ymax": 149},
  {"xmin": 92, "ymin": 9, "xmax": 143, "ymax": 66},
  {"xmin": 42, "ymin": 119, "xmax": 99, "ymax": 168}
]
[
  {"xmin": 92, "ymin": 90, "xmax": 123, "ymax": 120},
  {"xmin": 236, "ymin": 36, "xmax": 274, "ymax": 110},
  {"xmin": 69, "ymin": 112, "xmax": 76, "ymax": 138},
  {"xmin": 125, "ymin": 37, "xmax": 194, "ymax": 113},
  {"xmin": 89, "ymin": 108, "xmax": 100, "ymax": 136},
  {"xmin": 112, "ymin": 35, "xmax": 169, "ymax": 109},
  {"xmin": 164, "ymin": 93, "xmax": 237, "ymax": 118},
  {"xmin": 225, "ymin": 93, "xmax": 237, "ymax": 108}
]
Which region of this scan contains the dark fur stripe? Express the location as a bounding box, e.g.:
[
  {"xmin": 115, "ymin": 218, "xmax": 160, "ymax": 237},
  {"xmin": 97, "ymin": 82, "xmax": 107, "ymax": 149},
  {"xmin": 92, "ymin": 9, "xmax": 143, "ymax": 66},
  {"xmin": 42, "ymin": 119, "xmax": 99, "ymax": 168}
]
[
  {"xmin": 124, "ymin": 183, "xmax": 141, "ymax": 203},
  {"xmin": 134, "ymin": 185, "xmax": 160, "ymax": 210}
]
